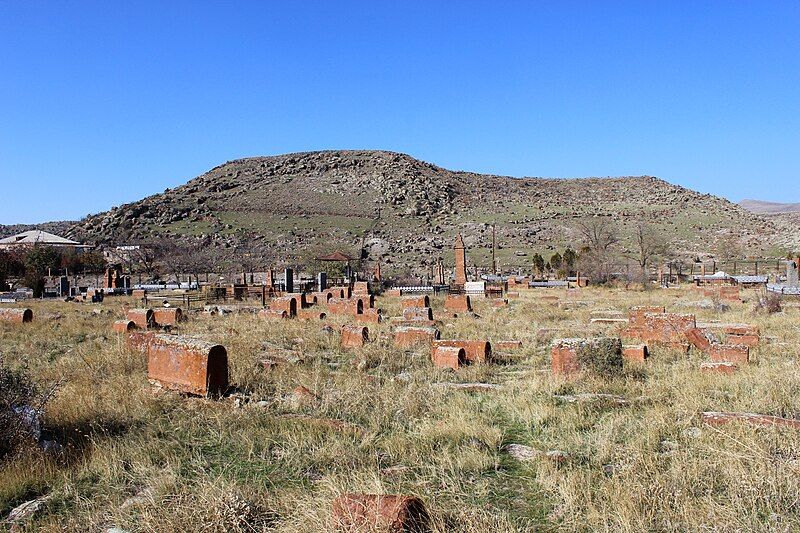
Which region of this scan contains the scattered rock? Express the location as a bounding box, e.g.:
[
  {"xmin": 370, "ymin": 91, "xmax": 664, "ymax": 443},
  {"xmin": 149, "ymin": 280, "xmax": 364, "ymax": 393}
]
[
  {"xmin": 506, "ymin": 443, "xmax": 538, "ymax": 461},
  {"xmin": 553, "ymin": 393, "xmax": 628, "ymax": 405},
  {"xmin": 6, "ymin": 495, "xmax": 51, "ymax": 527},
  {"xmin": 658, "ymin": 439, "xmax": 679, "ymax": 457},
  {"xmin": 466, "ymin": 437, "xmax": 491, "ymax": 452},
  {"xmin": 380, "ymin": 465, "xmax": 410, "ymax": 476},
  {"xmin": 432, "ymin": 382, "xmax": 502, "ymax": 392},
  {"xmin": 393, "ymin": 372, "xmax": 412, "ymax": 382},
  {"xmin": 683, "ymin": 427, "xmax": 702, "ymax": 439},
  {"xmin": 120, "ymin": 487, "xmax": 154, "ymax": 510},
  {"xmin": 288, "ymin": 386, "xmax": 319, "ymax": 410},
  {"xmin": 506, "ymin": 444, "xmax": 570, "ymax": 464}
]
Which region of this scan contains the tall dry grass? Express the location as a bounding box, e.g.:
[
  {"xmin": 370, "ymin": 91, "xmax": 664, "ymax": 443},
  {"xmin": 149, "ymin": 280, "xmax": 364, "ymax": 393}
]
[{"xmin": 0, "ymin": 286, "xmax": 799, "ymax": 531}]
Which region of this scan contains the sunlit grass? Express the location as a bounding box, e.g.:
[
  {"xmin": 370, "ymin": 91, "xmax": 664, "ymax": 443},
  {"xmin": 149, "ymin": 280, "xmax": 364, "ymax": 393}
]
[{"xmin": 2, "ymin": 285, "xmax": 800, "ymax": 530}]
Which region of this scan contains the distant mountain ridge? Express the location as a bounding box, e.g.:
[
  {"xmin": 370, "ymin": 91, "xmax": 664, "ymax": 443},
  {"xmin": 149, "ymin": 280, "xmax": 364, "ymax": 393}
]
[
  {"xmin": 0, "ymin": 221, "xmax": 76, "ymax": 240},
  {"xmin": 739, "ymin": 199, "xmax": 800, "ymax": 214}
]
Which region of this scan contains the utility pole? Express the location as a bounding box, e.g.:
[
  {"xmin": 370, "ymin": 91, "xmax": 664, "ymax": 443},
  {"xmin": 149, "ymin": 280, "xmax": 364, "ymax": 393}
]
[{"xmin": 491, "ymin": 222, "xmax": 497, "ymax": 274}]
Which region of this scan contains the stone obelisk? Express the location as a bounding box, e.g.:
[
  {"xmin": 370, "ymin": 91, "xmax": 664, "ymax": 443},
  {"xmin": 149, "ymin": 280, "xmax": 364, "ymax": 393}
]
[{"xmin": 454, "ymin": 234, "xmax": 467, "ymax": 286}]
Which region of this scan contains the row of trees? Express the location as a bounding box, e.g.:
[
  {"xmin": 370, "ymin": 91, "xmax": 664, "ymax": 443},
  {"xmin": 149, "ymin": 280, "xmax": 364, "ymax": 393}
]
[
  {"xmin": 111, "ymin": 221, "xmax": 668, "ymax": 290},
  {"xmin": 577, "ymin": 219, "xmax": 668, "ymax": 287},
  {"xmin": 531, "ymin": 248, "xmax": 578, "ymax": 277},
  {"xmin": 528, "ymin": 219, "xmax": 669, "ymax": 288},
  {"xmin": 0, "ymin": 246, "xmax": 106, "ymax": 295},
  {"xmin": 0, "ymin": 220, "xmax": 704, "ymax": 294},
  {"xmin": 118, "ymin": 240, "xmax": 274, "ymax": 285}
]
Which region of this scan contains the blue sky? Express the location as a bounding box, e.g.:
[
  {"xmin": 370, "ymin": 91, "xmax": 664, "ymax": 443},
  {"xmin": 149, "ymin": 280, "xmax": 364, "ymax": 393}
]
[{"xmin": 1, "ymin": 1, "xmax": 799, "ymax": 224}]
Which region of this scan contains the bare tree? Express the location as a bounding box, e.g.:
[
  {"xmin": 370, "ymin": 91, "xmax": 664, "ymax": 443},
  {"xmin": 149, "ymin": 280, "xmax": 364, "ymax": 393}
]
[
  {"xmin": 152, "ymin": 239, "xmax": 221, "ymax": 286},
  {"xmin": 129, "ymin": 244, "xmax": 158, "ymax": 280},
  {"xmin": 627, "ymin": 222, "xmax": 668, "ymax": 289},
  {"xmin": 714, "ymin": 232, "xmax": 742, "ymax": 268},
  {"xmin": 576, "ymin": 218, "xmax": 619, "ymax": 283}
]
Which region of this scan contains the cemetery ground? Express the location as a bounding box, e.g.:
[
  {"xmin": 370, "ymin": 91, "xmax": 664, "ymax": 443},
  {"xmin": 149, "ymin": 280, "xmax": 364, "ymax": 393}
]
[{"xmin": 2, "ymin": 287, "xmax": 800, "ymax": 531}]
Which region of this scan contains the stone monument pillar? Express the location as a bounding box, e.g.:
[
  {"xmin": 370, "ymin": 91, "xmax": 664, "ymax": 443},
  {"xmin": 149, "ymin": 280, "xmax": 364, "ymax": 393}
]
[
  {"xmin": 434, "ymin": 257, "xmax": 445, "ymax": 285},
  {"xmin": 454, "ymin": 234, "xmax": 467, "ymax": 286},
  {"xmin": 284, "ymin": 268, "xmax": 293, "ymax": 293},
  {"xmin": 787, "ymin": 260, "xmax": 799, "ymax": 288}
]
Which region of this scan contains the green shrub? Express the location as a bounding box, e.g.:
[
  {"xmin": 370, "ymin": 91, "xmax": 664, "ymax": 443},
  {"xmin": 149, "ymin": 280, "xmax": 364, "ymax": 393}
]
[
  {"xmin": 576, "ymin": 337, "xmax": 623, "ymax": 377},
  {"xmin": 0, "ymin": 359, "xmax": 41, "ymax": 460}
]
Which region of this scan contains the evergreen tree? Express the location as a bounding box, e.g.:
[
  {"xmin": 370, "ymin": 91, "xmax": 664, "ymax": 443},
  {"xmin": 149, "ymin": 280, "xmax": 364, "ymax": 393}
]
[
  {"xmin": 563, "ymin": 248, "xmax": 577, "ymax": 274},
  {"xmin": 532, "ymin": 253, "xmax": 545, "ymax": 276},
  {"xmin": 550, "ymin": 252, "xmax": 563, "ymax": 274}
]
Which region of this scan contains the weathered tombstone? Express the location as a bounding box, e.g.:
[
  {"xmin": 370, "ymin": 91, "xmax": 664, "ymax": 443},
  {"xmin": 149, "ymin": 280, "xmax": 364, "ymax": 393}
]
[
  {"xmin": 394, "ymin": 325, "xmax": 440, "ymax": 347},
  {"xmin": 355, "ymin": 307, "xmax": 382, "ymax": 323},
  {"xmin": 709, "ymin": 344, "xmax": 749, "ymax": 365},
  {"xmin": 686, "ymin": 328, "xmax": 715, "ymax": 352},
  {"xmin": 297, "ymin": 309, "xmax": 326, "ymax": 320},
  {"xmin": 270, "ymin": 295, "xmax": 298, "ymax": 317},
  {"xmin": 58, "ymin": 276, "xmax": 70, "ymax": 297},
  {"xmin": 284, "ymin": 268, "xmax": 294, "ymax": 293},
  {"xmin": 113, "ymin": 320, "xmax": 137, "ymax": 333},
  {"xmin": 433, "ymin": 340, "xmax": 491, "ymax": 363},
  {"xmin": 145, "ymin": 333, "xmax": 228, "ymax": 397},
  {"xmin": 402, "ymin": 295, "xmax": 430, "ymax": 309},
  {"xmin": 402, "ymin": 307, "xmax": 433, "ymax": 321},
  {"xmin": 622, "ymin": 310, "xmax": 695, "ymax": 349},
  {"xmin": 0, "ymin": 308, "xmax": 33, "ymax": 323},
  {"xmin": 352, "ymin": 281, "xmax": 369, "ymax": 296},
  {"xmin": 464, "ymin": 280, "xmax": 486, "ymax": 295},
  {"xmin": 329, "ymin": 297, "xmax": 365, "ymax": 315},
  {"xmin": 127, "ymin": 308, "xmax": 154, "ymax": 329},
  {"xmin": 341, "ymin": 325, "xmax": 368, "ymax": 348},
  {"xmin": 724, "ymin": 324, "xmax": 760, "ymax": 347},
  {"xmin": 444, "ymin": 294, "xmax": 472, "ymax": 314},
  {"xmin": 331, "ymin": 494, "xmax": 429, "ymax": 532},
  {"xmin": 434, "ymin": 257, "xmax": 445, "ymax": 285},
  {"xmin": 153, "ymin": 307, "xmax": 183, "ymax": 326},
  {"xmin": 431, "ymin": 345, "xmax": 467, "ymax": 370},
  {"xmin": 622, "ymin": 344, "xmax": 648, "ymax": 363},
  {"xmin": 787, "ymin": 261, "xmax": 799, "ymax": 288}
]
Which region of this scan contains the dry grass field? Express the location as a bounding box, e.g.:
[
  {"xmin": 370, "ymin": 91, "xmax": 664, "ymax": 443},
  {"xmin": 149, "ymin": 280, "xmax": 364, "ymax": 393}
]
[{"xmin": 2, "ymin": 286, "xmax": 800, "ymax": 531}]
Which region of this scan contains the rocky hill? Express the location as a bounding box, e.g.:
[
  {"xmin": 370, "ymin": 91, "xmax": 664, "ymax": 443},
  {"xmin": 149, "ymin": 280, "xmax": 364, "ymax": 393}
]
[{"xmin": 63, "ymin": 150, "xmax": 794, "ymax": 275}]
